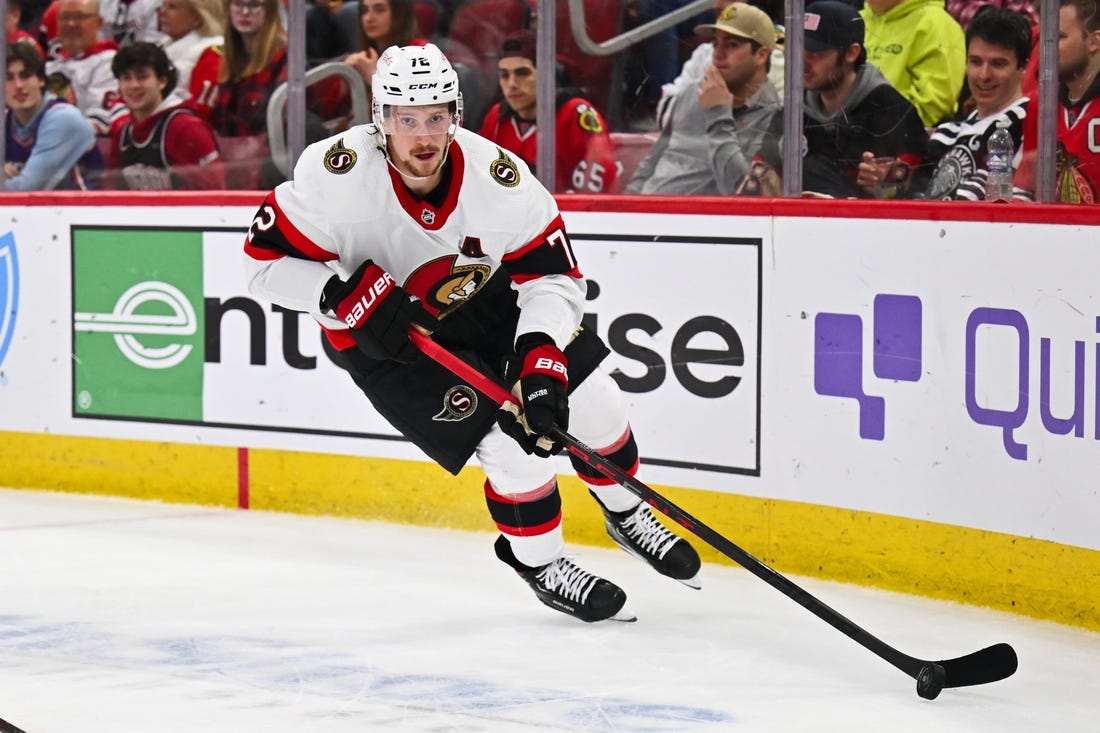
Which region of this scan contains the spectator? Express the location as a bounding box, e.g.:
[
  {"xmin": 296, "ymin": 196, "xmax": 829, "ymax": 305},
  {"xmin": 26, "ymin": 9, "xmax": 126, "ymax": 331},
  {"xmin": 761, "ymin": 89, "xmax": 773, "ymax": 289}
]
[
  {"xmin": 3, "ymin": 42, "xmax": 103, "ymax": 190},
  {"xmin": 860, "ymin": 0, "xmax": 967, "ymax": 127},
  {"xmin": 38, "ymin": 0, "xmax": 166, "ymax": 50},
  {"xmin": 45, "ymin": 0, "xmax": 123, "ymax": 135},
  {"xmin": 106, "ymin": 42, "xmax": 225, "ymax": 189},
  {"xmin": 946, "ymin": 0, "xmax": 1038, "ymax": 30},
  {"xmin": 925, "ymin": 7, "xmax": 1031, "ymax": 200},
  {"xmin": 342, "ymin": 0, "xmax": 424, "ymax": 91},
  {"xmin": 158, "ymin": 0, "xmax": 225, "ymax": 119},
  {"xmin": 627, "ymin": 3, "xmax": 782, "ymax": 195},
  {"xmin": 478, "ymin": 30, "xmax": 618, "ymax": 193},
  {"xmin": 657, "ymin": 0, "xmax": 786, "ymax": 127},
  {"xmin": 1015, "ymin": 0, "xmax": 1100, "ymax": 203},
  {"xmin": 7, "ymin": 0, "xmax": 47, "ymax": 55},
  {"xmin": 210, "ymin": 0, "xmax": 288, "ymax": 187},
  {"xmin": 798, "ymin": 0, "xmax": 929, "ymax": 198},
  {"xmin": 98, "ymin": 0, "xmax": 166, "ymax": 45},
  {"xmin": 16, "ymin": 0, "xmax": 51, "ymax": 34},
  {"xmin": 628, "ymin": 0, "xmax": 713, "ymax": 125},
  {"xmin": 306, "ymin": 0, "xmax": 355, "ymax": 65}
]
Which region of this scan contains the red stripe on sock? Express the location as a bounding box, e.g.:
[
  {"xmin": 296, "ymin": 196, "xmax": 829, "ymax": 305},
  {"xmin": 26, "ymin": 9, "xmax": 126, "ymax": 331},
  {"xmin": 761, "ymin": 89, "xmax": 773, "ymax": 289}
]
[{"xmin": 496, "ymin": 513, "xmax": 562, "ymax": 537}]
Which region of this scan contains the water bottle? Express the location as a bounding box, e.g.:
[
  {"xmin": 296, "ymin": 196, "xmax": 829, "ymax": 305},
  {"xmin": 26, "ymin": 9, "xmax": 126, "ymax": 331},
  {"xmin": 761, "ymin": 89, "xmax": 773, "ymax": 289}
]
[{"xmin": 985, "ymin": 119, "xmax": 1014, "ymax": 202}]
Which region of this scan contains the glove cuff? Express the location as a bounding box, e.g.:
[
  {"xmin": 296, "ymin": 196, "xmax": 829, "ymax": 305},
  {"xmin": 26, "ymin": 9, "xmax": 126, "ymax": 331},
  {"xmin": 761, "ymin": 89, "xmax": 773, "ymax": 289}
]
[{"xmin": 518, "ymin": 337, "xmax": 568, "ymax": 387}]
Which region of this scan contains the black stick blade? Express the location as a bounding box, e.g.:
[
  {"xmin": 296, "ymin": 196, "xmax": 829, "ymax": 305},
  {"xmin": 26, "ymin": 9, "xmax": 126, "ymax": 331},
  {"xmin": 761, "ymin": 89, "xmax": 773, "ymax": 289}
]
[{"xmin": 941, "ymin": 643, "xmax": 1018, "ymax": 688}]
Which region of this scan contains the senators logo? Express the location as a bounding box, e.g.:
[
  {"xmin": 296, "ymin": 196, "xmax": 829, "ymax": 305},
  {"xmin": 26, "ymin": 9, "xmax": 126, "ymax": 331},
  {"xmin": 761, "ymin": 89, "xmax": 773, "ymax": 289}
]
[
  {"xmin": 432, "ymin": 385, "xmax": 479, "ymax": 422},
  {"xmin": 323, "ymin": 138, "xmax": 357, "ymax": 174},
  {"xmin": 490, "ymin": 147, "xmax": 520, "ymax": 187},
  {"xmin": 406, "ymin": 255, "xmax": 491, "ymax": 317}
]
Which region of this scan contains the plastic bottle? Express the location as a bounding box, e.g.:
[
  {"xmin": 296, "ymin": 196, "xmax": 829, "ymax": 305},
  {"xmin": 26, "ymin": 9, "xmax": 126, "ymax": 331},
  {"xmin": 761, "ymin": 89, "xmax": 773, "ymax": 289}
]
[{"xmin": 985, "ymin": 119, "xmax": 1014, "ymax": 202}]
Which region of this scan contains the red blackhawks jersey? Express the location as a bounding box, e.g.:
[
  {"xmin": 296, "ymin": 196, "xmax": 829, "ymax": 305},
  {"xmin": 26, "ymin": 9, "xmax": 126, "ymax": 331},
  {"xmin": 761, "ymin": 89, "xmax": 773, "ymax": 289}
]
[
  {"xmin": 478, "ymin": 94, "xmax": 617, "ymax": 193},
  {"xmin": 243, "ymin": 126, "xmax": 586, "ymax": 350},
  {"xmin": 1015, "ymin": 75, "xmax": 1100, "ymax": 204}
]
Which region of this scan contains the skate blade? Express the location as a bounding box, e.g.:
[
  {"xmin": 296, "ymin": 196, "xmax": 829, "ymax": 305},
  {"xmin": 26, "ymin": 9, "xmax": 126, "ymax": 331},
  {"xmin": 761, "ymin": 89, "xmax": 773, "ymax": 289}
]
[
  {"xmin": 677, "ymin": 573, "xmax": 702, "ymax": 590},
  {"xmin": 609, "ymin": 605, "xmax": 637, "ymax": 622}
]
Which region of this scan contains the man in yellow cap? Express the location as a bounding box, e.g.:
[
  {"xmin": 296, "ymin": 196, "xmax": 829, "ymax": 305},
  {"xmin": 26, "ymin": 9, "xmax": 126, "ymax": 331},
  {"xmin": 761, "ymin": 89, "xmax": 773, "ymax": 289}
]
[{"xmin": 626, "ymin": 2, "xmax": 782, "ymax": 195}]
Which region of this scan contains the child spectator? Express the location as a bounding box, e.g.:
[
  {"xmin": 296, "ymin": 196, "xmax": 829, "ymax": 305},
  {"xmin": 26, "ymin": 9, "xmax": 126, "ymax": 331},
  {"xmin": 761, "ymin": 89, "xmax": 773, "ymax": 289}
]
[{"xmin": 106, "ymin": 42, "xmax": 225, "ymax": 189}]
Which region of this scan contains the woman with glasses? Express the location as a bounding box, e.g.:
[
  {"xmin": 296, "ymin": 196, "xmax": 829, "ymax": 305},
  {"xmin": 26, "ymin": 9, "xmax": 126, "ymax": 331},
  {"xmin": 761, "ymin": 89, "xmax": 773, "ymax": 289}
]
[
  {"xmin": 209, "ymin": 0, "xmax": 287, "ymax": 188},
  {"xmin": 158, "ymin": 0, "xmax": 224, "ymax": 120}
]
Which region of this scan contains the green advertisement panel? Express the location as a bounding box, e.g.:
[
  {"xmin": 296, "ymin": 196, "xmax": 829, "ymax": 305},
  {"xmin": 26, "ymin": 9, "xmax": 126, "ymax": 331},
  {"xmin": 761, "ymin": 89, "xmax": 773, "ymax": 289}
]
[{"xmin": 72, "ymin": 228, "xmax": 205, "ymax": 421}]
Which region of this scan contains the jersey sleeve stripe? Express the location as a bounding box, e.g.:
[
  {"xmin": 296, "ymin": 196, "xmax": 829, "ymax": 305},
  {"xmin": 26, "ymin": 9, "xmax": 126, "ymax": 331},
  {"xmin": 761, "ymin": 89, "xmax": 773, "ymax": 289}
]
[
  {"xmin": 243, "ymin": 192, "xmax": 340, "ymax": 263},
  {"xmin": 501, "ymin": 214, "xmax": 582, "ymax": 284}
]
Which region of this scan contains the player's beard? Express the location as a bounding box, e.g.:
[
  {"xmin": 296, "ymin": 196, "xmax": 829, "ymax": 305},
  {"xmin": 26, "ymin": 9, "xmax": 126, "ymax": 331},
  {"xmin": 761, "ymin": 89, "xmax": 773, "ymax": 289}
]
[{"xmin": 396, "ymin": 142, "xmax": 445, "ymax": 179}]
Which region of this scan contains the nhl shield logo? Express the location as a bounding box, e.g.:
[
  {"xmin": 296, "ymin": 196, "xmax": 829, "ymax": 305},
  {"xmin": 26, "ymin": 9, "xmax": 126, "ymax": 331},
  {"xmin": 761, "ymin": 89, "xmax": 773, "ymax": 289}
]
[
  {"xmin": 433, "ymin": 385, "xmax": 478, "ymax": 422},
  {"xmin": 421, "ymin": 208, "xmax": 436, "ymax": 225},
  {"xmin": 0, "ymin": 232, "xmax": 19, "ymax": 373}
]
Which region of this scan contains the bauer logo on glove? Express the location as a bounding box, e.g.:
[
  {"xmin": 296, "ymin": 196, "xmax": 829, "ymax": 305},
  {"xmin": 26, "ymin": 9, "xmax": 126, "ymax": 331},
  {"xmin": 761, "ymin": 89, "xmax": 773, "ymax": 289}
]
[
  {"xmin": 321, "ymin": 259, "xmax": 436, "ymax": 363},
  {"xmin": 341, "ymin": 271, "xmax": 397, "ymax": 328}
]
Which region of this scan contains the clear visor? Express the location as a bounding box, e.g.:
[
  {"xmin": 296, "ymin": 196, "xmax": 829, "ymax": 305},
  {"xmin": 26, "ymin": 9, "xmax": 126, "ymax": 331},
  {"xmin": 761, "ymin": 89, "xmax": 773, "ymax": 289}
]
[{"xmin": 381, "ymin": 105, "xmax": 455, "ymax": 137}]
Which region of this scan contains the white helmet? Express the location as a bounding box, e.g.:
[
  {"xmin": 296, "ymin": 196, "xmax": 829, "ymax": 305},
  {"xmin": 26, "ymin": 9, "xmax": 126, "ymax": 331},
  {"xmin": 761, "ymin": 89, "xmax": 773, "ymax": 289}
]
[{"xmin": 371, "ymin": 43, "xmax": 463, "ymax": 143}]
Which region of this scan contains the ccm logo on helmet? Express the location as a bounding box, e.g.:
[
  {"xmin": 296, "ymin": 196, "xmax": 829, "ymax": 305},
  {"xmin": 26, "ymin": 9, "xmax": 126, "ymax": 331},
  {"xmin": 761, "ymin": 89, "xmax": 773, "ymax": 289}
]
[
  {"xmin": 344, "ymin": 273, "xmax": 396, "ymax": 328},
  {"xmin": 408, "ymin": 83, "xmax": 439, "ymax": 90}
]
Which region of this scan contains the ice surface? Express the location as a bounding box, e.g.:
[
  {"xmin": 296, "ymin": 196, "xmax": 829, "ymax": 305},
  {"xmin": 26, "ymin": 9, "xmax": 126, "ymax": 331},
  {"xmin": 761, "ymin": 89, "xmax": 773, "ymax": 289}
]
[{"xmin": 0, "ymin": 488, "xmax": 1096, "ymax": 732}]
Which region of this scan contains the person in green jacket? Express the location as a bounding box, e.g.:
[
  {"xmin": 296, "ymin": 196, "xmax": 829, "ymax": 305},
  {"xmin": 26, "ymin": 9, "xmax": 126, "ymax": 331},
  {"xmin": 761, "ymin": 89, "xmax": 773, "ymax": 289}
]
[{"xmin": 861, "ymin": 0, "xmax": 967, "ymax": 127}]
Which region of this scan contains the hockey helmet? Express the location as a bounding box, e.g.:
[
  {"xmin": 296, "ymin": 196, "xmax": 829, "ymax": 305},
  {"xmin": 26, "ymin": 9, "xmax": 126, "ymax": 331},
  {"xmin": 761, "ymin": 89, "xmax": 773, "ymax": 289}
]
[{"xmin": 371, "ymin": 43, "xmax": 463, "ymax": 142}]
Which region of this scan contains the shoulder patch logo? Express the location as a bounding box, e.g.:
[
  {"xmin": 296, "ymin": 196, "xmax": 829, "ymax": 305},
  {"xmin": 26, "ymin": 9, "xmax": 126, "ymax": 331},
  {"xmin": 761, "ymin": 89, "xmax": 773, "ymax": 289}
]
[
  {"xmin": 433, "ymin": 385, "xmax": 479, "ymax": 422},
  {"xmin": 323, "ymin": 138, "xmax": 357, "ymax": 174},
  {"xmin": 576, "ymin": 103, "xmax": 603, "ymax": 134},
  {"xmin": 490, "ymin": 147, "xmax": 521, "ymax": 187}
]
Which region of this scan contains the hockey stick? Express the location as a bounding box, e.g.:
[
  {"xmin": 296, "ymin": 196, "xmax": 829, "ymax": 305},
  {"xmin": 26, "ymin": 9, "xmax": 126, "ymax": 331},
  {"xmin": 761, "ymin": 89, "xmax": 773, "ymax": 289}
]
[
  {"xmin": 409, "ymin": 329, "xmax": 1018, "ymax": 699},
  {"xmin": 0, "ymin": 716, "xmax": 29, "ymax": 733}
]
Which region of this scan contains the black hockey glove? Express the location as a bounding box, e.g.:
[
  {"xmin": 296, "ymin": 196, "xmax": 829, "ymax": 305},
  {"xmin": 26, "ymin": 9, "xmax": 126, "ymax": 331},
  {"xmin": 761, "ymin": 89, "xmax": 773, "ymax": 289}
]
[
  {"xmin": 322, "ymin": 259, "xmax": 436, "ymax": 363},
  {"xmin": 496, "ymin": 333, "xmax": 569, "ymax": 457}
]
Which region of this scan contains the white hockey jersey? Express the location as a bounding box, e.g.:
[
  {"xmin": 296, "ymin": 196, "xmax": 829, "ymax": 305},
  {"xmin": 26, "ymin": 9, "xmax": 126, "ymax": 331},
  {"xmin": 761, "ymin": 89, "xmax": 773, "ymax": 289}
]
[{"xmin": 244, "ymin": 126, "xmax": 586, "ymax": 350}]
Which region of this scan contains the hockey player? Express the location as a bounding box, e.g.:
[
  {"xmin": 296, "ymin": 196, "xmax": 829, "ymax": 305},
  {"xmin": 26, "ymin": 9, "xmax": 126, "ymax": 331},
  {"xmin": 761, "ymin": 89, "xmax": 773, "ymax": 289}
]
[{"xmin": 242, "ymin": 43, "xmax": 701, "ymax": 623}]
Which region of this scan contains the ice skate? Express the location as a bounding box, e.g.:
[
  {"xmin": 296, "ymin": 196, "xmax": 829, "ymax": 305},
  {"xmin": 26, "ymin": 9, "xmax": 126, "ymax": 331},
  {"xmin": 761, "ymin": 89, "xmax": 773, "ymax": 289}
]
[
  {"xmin": 495, "ymin": 535, "xmax": 636, "ymax": 623},
  {"xmin": 602, "ymin": 502, "xmax": 702, "ymax": 589}
]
